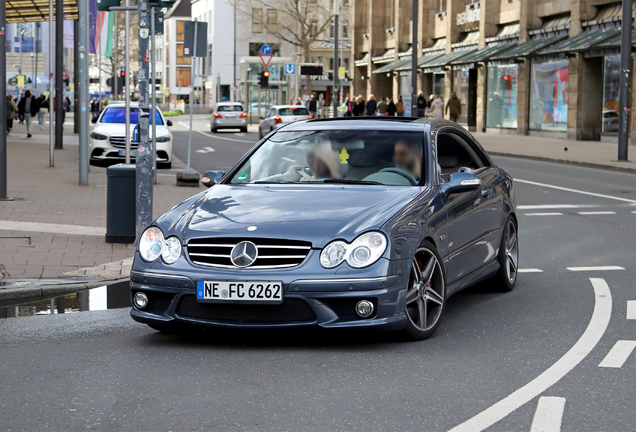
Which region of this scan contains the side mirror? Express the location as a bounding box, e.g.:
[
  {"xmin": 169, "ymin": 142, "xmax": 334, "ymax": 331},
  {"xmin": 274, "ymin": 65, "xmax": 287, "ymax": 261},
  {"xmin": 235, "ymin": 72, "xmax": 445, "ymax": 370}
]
[
  {"xmin": 445, "ymin": 172, "xmax": 480, "ymax": 195},
  {"xmin": 91, "ymin": 117, "xmax": 98, "ymax": 124},
  {"xmin": 166, "ymin": 119, "xmax": 173, "ymax": 127},
  {"xmin": 201, "ymin": 170, "xmax": 225, "ymax": 188}
]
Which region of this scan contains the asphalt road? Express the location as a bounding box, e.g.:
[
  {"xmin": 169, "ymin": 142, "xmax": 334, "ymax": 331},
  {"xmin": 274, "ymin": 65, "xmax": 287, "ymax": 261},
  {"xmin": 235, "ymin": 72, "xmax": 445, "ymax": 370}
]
[{"xmin": 1, "ymin": 125, "xmax": 636, "ymax": 431}]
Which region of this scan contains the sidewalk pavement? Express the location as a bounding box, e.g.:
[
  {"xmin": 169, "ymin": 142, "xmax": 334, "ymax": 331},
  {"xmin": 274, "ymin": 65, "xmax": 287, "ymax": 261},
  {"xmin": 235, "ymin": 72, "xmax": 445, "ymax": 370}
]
[
  {"xmin": 473, "ymin": 132, "xmax": 636, "ymax": 174},
  {"xmin": 0, "ymin": 117, "xmax": 205, "ymax": 302}
]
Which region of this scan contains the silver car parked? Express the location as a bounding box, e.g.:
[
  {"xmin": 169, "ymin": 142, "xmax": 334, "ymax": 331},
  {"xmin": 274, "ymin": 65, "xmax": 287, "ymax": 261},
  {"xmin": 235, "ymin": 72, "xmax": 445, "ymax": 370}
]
[
  {"xmin": 258, "ymin": 105, "xmax": 312, "ymax": 139},
  {"xmin": 210, "ymin": 102, "xmax": 248, "ymax": 133}
]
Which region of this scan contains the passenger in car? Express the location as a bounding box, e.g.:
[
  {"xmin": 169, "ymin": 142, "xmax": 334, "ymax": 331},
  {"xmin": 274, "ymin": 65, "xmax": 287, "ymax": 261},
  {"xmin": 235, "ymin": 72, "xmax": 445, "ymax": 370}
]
[
  {"xmin": 393, "ymin": 140, "xmax": 422, "ymax": 180},
  {"xmin": 304, "ymin": 142, "xmax": 342, "ymax": 180}
]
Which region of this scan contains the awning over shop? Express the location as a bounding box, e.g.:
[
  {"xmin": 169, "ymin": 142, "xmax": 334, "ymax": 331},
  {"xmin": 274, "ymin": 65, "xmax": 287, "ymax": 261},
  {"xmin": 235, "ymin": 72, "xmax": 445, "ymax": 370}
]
[
  {"xmin": 489, "ymin": 35, "xmax": 567, "ymax": 61},
  {"xmin": 355, "ymin": 53, "xmax": 370, "ymax": 67},
  {"xmin": 451, "ymin": 31, "xmax": 480, "ymax": 49},
  {"xmin": 485, "ymin": 23, "xmax": 520, "ymax": 43},
  {"xmin": 537, "ymin": 28, "xmax": 621, "ymax": 56},
  {"xmin": 593, "ymin": 29, "xmax": 636, "ymax": 49},
  {"xmin": 451, "ymin": 43, "xmax": 516, "ymax": 68},
  {"xmin": 422, "ymin": 49, "xmax": 477, "ymax": 72},
  {"xmin": 373, "ymin": 57, "xmax": 412, "ymax": 74},
  {"xmin": 582, "ymin": 2, "xmax": 627, "ymax": 29},
  {"xmin": 372, "ymin": 48, "xmax": 397, "ymax": 64},
  {"xmin": 393, "ymin": 52, "xmax": 446, "ymax": 72},
  {"xmin": 423, "ymin": 37, "xmax": 447, "ymax": 54},
  {"xmin": 529, "ymin": 13, "xmax": 571, "ymax": 36},
  {"xmin": 6, "ymin": 0, "xmax": 78, "ymax": 22}
]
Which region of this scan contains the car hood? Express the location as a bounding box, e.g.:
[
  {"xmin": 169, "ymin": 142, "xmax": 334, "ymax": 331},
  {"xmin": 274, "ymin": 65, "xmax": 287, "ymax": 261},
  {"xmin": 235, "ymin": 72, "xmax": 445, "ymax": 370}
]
[
  {"xmin": 93, "ymin": 122, "xmax": 170, "ymax": 138},
  {"xmin": 177, "ymin": 185, "xmax": 424, "ymax": 248}
]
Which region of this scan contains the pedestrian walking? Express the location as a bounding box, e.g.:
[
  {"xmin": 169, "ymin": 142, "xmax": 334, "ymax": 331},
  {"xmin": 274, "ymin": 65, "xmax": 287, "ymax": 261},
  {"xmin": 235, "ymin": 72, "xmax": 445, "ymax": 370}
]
[
  {"xmin": 18, "ymin": 90, "xmax": 37, "ymax": 137},
  {"xmin": 396, "ymin": 95, "xmax": 405, "ymax": 117},
  {"xmin": 430, "ymin": 94, "xmax": 444, "ymax": 120},
  {"xmin": 17, "ymin": 93, "xmax": 25, "ymax": 124},
  {"xmin": 307, "ymin": 94, "xmax": 317, "ymax": 117},
  {"xmin": 416, "ymin": 91, "xmax": 427, "ymax": 117},
  {"xmin": 6, "ymin": 95, "xmax": 17, "ymax": 135},
  {"xmin": 446, "ymin": 92, "xmax": 462, "ymax": 122},
  {"xmin": 366, "ymin": 95, "xmax": 377, "ymax": 116},
  {"xmin": 387, "ymin": 98, "xmax": 397, "ymax": 116},
  {"xmin": 341, "ymin": 94, "xmax": 353, "ymax": 117},
  {"xmin": 40, "ymin": 96, "xmax": 50, "ymax": 128},
  {"xmin": 353, "ymin": 96, "xmax": 365, "ymax": 116},
  {"xmin": 36, "ymin": 94, "xmax": 46, "ymax": 126},
  {"xmin": 377, "ymin": 97, "xmax": 388, "ymax": 116},
  {"xmin": 91, "ymin": 97, "xmax": 100, "ymax": 120}
]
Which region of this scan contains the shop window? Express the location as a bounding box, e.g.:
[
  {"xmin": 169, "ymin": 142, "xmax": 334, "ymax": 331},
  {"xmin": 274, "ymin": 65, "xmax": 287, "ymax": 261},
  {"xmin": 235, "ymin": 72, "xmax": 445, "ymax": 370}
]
[
  {"xmin": 433, "ymin": 73, "xmax": 444, "ymax": 98},
  {"xmin": 176, "ymin": 67, "xmax": 191, "ymax": 87},
  {"xmin": 602, "ymin": 55, "xmax": 620, "ymax": 133},
  {"xmin": 530, "ymin": 59, "xmax": 569, "ymax": 132},
  {"xmin": 252, "ymin": 8, "xmax": 263, "ymax": 33},
  {"xmin": 177, "ymin": 21, "xmax": 184, "ymax": 41},
  {"xmin": 452, "ymin": 69, "xmax": 470, "ymax": 125},
  {"xmin": 487, "ymin": 65, "xmax": 518, "ymax": 129}
]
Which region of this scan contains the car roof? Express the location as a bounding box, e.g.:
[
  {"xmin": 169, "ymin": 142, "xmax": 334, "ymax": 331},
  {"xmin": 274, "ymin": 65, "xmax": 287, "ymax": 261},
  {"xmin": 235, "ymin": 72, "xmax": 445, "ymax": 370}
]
[
  {"xmin": 216, "ymin": 101, "xmax": 244, "ymax": 106},
  {"xmin": 278, "ymin": 117, "xmax": 446, "ymax": 132},
  {"xmin": 105, "ymin": 101, "xmax": 162, "ymax": 110},
  {"xmin": 271, "ymin": 105, "xmax": 308, "ymax": 109}
]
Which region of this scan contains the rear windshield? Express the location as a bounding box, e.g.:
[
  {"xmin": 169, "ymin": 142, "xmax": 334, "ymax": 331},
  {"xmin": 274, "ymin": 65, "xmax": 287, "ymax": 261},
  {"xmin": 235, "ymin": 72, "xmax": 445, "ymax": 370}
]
[
  {"xmin": 279, "ymin": 107, "xmax": 309, "ymax": 116},
  {"xmin": 99, "ymin": 107, "xmax": 164, "ymax": 125},
  {"xmin": 218, "ymin": 105, "xmax": 244, "ymax": 112}
]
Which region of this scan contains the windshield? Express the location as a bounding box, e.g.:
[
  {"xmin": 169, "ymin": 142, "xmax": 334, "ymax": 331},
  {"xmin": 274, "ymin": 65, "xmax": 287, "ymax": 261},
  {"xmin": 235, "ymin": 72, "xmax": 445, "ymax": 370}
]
[
  {"xmin": 218, "ymin": 105, "xmax": 244, "ymax": 112},
  {"xmin": 279, "ymin": 107, "xmax": 309, "ymax": 116},
  {"xmin": 230, "ymin": 130, "xmax": 424, "ymax": 186},
  {"xmin": 100, "ymin": 107, "xmax": 164, "ymax": 125}
]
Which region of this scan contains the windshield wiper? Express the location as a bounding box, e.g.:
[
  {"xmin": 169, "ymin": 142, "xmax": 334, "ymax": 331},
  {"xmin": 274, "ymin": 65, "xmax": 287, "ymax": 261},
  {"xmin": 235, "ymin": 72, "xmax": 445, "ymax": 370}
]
[{"xmin": 321, "ymin": 179, "xmax": 383, "ymax": 185}]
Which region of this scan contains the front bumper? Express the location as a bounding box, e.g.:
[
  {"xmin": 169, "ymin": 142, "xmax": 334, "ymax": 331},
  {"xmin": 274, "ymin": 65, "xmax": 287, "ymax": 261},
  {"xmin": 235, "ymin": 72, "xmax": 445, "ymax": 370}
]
[
  {"xmin": 89, "ymin": 138, "xmax": 172, "ymax": 162},
  {"xmin": 129, "ymin": 265, "xmax": 409, "ymax": 331},
  {"xmin": 212, "ymin": 117, "xmax": 247, "ymax": 129}
]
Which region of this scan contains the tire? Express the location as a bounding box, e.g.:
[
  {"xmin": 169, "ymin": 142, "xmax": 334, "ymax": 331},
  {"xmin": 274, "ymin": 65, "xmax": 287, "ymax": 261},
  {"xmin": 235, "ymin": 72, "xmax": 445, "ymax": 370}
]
[
  {"xmin": 491, "ymin": 215, "xmax": 519, "ymax": 292},
  {"xmin": 210, "ymin": 123, "xmax": 214, "ymax": 133},
  {"xmin": 401, "ymin": 240, "xmax": 447, "ymax": 341},
  {"xmin": 158, "ymin": 161, "xmax": 172, "ymax": 170},
  {"xmin": 258, "ymin": 128, "xmax": 263, "ymax": 140}
]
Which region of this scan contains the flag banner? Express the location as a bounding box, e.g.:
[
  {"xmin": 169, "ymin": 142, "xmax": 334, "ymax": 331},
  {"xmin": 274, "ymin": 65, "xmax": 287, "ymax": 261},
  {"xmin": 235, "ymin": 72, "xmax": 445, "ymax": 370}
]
[
  {"xmin": 89, "ymin": 0, "xmax": 98, "ymax": 54},
  {"xmin": 90, "ymin": 0, "xmax": 113, "ymax": 57}
]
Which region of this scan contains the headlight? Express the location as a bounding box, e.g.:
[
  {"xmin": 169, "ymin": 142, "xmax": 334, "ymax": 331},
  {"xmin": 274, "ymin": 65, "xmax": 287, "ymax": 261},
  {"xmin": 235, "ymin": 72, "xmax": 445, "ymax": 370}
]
[
  {"xmin": 90, "ymin": 132, "xmax": 107, "ymax": 140},
  {"xmin": 162, "ymin": 236, "xmax": 182, "ymax": 264},
  {"xmin": 139, "ymin": 227, "xmax": 165, "ymax": 262},
  {"xmin": 320, "ymin": 241, "xmax": 347, "ymax": 268},
  {"xmin": 320, "ymin": 232, "xmax": 387, "ymax": 269},
  {"xmin": 155, "ymin": 135, "xmax": 171, "ymax": 142}
]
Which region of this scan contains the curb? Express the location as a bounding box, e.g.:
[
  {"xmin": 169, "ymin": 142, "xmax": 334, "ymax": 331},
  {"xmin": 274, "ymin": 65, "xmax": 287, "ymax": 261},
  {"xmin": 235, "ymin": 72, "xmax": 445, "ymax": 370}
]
[
  {"xmin": 0, "ymin": 278, "xmax": 130, "ymax": 305},
  {"xmin": 488, "ymin": 151, "xmax": 636, "ymax": 175}
]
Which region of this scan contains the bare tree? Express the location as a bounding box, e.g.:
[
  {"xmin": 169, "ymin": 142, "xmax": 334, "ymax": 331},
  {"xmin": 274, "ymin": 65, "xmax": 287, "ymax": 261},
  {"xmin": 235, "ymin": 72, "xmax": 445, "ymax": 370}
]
[{"xmin": 234, "ymin": 0, "xmax": 335, "ymax": 95}]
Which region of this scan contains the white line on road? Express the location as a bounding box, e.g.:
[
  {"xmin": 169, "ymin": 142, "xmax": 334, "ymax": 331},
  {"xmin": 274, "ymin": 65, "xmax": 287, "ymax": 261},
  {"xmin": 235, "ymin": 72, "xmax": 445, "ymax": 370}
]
[
  {"xmin": 178, "ymin": 122, "xmax": 253, "ymax": 143},
  {"xmin": 515, "ymin": 179, "xmax": 636, "ymax": 205},
  {"xmin": 524, "ymin": 213, "xmax": 563, "ymax": 216},
  {"xmin": 518, "ymin": 204, "xmax": 604, "ymax": 210},
  {"xmin": 627, "ymin": 301, "xmax": 636, "ymax": 320},
  {"xmin": 519, "ymin": 269, "xmax": 544, "ymax": 273},
  {"xmin": 578, "ymin": 211, "xmax": 616, "ymax": 215},
  {"xmin": 632, "ymin": 211, "xmax": 636, "ymax": 214},
  {"xmin": 566, "ymin": 266, "xmax": 625, "ymax": 272},
  {"xmin": 0, "ymin": 220, "xmax": 105, "ymax": 236},
  {"xmin": 598, "ymin": 340, "xmax": 636, "ymax": 368},
  {"xmin": 530, "ymin": 397, "xmax": 566, "ymax": 432},
  {"xmin": 447, "ymin": 278, "xmax": 611, "ymax": 432}
]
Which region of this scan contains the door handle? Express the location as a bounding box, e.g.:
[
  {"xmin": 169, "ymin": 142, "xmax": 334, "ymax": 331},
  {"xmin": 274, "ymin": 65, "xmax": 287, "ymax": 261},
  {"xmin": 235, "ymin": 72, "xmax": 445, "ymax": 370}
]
[{"xmin": 481, "ymin": 187, "xmax": 489, "ymax": 197}]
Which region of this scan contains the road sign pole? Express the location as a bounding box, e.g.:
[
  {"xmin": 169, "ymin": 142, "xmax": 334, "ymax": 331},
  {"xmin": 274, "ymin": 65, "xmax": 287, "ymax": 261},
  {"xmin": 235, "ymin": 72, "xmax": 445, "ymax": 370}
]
[
  {"xmin": 49, "ymin": 0, "xmax": 54, "ymax": 166},
  {"xmin": 0, "ymin": 0, "xmax": 7, "ymax": 199},
  {"xmin": 151, "ymin": 7, "xmax": 157, "ymax": 184},
  {"xmin": 411, "ymin": 0, "xmax": 418, "ymax": 116},
  {"xmin": 135, "ymin": 0, "xmax": 153, "ymax": 238},
  {"xmin": 333, "ymin": 0, "xmax": 339, "ymax": 118},
  {"xmin": 618, "ymin": 0, "xmax": 632, "ymax": 161},
  {"xmin": 125, "ymin": 0, "xmax": 131, "ymax": 164},
  {"xmin": 78, "ymin": 0, "xmax": 89, "ymax": 185},
  {"xmin": 187, "ymin": 21, "xmax": 198, "ymax": 174}
]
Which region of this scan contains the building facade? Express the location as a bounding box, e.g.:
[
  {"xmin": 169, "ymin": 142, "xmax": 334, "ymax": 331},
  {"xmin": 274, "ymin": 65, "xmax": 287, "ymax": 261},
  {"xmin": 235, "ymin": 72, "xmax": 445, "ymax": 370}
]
[{"xmin": 352, "ymin": 0, "xmax": 636, "ymax": 141}]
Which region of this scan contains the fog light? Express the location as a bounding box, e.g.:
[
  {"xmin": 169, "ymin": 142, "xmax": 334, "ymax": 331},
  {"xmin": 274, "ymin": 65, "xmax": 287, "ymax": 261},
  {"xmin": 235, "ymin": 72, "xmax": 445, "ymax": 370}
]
[
  {"xmin": 134, "ymin": 292, "xmax": 149, "ymax": 309},
  {"xmin": 356, "ymin": 300, "xmax": 374, "ymax": 318}
]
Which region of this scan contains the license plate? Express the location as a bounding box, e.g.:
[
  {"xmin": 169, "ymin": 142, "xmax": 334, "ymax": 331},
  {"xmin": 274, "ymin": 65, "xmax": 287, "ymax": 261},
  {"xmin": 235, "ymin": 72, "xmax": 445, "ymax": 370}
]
[
  {"xmin": 197, "ymin": 280, "xmax": 283, "ymax": 303},
  {"xmin": 118, "ymin": 150, "xmax": 137, "ymax": 157}
]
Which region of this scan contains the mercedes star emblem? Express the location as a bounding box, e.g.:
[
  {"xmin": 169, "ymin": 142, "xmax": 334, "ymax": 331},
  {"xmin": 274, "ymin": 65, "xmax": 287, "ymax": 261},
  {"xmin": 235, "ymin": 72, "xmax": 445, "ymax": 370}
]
[{"xmin": 230, "ymin": 241, "xmax": 258, "ymax": 268}]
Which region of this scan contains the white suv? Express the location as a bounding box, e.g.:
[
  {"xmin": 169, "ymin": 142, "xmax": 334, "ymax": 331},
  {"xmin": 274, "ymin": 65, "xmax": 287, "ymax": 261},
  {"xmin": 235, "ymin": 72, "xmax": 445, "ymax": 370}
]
[{"xmin": 90, "ymin": 102, "xmax": 173, "ymax": 169}]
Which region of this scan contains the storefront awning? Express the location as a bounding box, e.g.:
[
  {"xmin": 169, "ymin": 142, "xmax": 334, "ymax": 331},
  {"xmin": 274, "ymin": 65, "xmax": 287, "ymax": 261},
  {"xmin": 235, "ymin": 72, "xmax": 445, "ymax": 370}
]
[
  {"xmin": 582, "ymin": 2, "xmax": 626, "ymax": 29},
  {"xmin": 489, "ymin": 35, "xmax": 567, "ymax": 61},
  {"xmin": 529, "ymin": 13, "xmax": 571, "ymax": 36},
  {"xmin": 372, "ymin": 48, "xmax": 397, "ymax": 64},
  {"xmin": 451, "ymin": 43, "xmax": 516, "ymax": 68},
  {"xmin": 373, "ymin": 57, "xmax": 413, "ymax": 74},
  {"xmin": 593, "ymin": 29, "xmax": 636, "ymax": 49},
  {"xmin": 485, "ymin": 23, "xmax": 520, "ymax": 43},
  {"xmin": 421, "ymin": 49, "xmax": 477, "ymax": 73},
  {"xmin": 423, "ymin": 37, "xmax": 447, "ymax": 54},
  {"xmin": 355, "ymin": 53, "xmax": 370, "ymax": 67},
  {"xmin": 392, "ymin": 52, "xmax": 446, "ymax": 72},
  {"xmin": 6, "ymin": 0, "xmax": 78, "ymax": 22},
  {"xmin": 536, "ymin": 28, "xmax": 621, "ymax": 56}
]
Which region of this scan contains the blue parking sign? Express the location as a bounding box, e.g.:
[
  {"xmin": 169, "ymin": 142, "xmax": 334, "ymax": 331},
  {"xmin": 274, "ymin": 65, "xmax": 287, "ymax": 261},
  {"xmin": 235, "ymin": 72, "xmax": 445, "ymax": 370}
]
[
  {"xmin": 284, "ymin": 63, "xmax": 296, "ymax": 75},
  {"xmin": 260, "ymin": 44, "xmax": 272, "ymax": 55}
]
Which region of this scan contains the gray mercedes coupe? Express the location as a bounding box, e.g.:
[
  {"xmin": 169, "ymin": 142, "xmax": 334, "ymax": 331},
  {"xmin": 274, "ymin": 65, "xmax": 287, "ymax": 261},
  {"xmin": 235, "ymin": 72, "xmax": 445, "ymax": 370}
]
[{"xmin": 130, "ymin": 117, "xmax": 518, "ymax": 340}]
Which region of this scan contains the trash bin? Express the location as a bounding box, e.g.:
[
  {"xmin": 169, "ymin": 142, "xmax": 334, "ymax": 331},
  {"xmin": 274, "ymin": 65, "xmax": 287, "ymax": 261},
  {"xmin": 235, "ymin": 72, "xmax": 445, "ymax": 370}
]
[{"xmin": 106, "ymin": 163, "xmax": 137, "ymax": 244}]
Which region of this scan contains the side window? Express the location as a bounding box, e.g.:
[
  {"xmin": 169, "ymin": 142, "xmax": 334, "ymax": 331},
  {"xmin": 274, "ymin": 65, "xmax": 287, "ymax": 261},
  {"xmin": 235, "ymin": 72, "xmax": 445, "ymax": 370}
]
[{"xmin": 436, "ymin": 132, "xmax": 487, "ymax": 181}]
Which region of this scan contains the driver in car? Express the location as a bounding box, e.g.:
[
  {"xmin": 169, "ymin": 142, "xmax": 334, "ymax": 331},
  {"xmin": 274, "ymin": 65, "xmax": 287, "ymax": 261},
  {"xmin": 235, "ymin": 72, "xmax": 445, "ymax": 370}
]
[
  {"xmin": 393, "ymin": 140, "xmax": 422, "ymax": 181},
  {"xmin": 303, "ymin": 142, "xmax": 342, "ymax": 180}
]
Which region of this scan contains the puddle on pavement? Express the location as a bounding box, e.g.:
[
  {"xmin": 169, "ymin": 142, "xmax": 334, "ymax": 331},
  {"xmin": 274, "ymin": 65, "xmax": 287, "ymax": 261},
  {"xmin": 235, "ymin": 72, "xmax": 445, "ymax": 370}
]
[{"xmin": 0, "ymin": 281, "xmax": 131, "ymax": 319}]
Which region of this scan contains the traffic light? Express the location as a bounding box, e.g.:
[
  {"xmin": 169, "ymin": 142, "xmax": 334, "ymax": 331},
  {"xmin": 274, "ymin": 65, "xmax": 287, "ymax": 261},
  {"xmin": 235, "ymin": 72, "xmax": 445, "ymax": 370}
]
[
  {"xmin": 259, "ymin": 70, "xmax": 270, "ymax": 87},
  {"xmin": 64, "ymin": 75, "xmax": 70, "ymax": 86}
]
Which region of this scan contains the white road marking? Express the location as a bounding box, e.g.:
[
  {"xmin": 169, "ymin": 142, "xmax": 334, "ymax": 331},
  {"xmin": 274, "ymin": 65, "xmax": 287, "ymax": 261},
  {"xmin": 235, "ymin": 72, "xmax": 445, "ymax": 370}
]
[
  {"xmin": 518, "ymin": 204, "xmax": 603, "ymax": 210},
  {"xmin": 515, "ymin": 179, "xmax": 636, "ymax": 205},
  {"xmin": 519, "ymin": 269, "xmax": 544, "ymax": 273},
  {"xmin": 632, "ymin": 211, "xmax": 636, "ymax": 214},
  {"xmin": 524, "ymin": 213, "xmax": 563, "ymax": 216},
  {"xmin": 627, "ymin": 301, "xmax": 636, "ymax": 320},
  {"xmin": 577, "ymin": 211, "xmax": 616, "ymax": 215},
  {"xmin": 178, "ymin": 123, "xmax": 254, "ymax": 143},
  {"xmin": 566, "ymin": 266, "xmax": 624, "ymax": 272},
  {"xmin": 0, "ymin": 220, "xmax": 105, "ymax": 236},
  {"xmin": 447, "ymin": 278, "xmax": 611, "ymax": 432},
  {"xmin": 530, "ymin": 397, "xmax": 566, "ymax": 432},
  {"xmin": 281, "ymin": 157, "xmax": 296, "ymax": 162},
  {"xmin": 598, "ymin": 340, "xmax": 636, "ymax": 368},
  {"xmin": 195, "ymin": 146, "xmax": 215, "ymax": 154}
]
